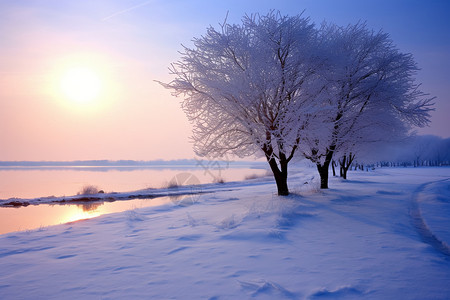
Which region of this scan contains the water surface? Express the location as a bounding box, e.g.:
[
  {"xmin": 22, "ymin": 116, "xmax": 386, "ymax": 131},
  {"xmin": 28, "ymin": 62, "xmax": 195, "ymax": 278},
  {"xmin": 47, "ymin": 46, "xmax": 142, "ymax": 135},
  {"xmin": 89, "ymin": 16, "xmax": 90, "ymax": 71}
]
[
  {"xmin": 0, "ymin": 166, "xmax": 266, "ymax": 200},
  {"xmin": 0, "ymin": 195, "xmax": 195, "ymax": 235},
  {"xmin": 0, "ymin": 165, "xmax": 268, "ymax": 235}
]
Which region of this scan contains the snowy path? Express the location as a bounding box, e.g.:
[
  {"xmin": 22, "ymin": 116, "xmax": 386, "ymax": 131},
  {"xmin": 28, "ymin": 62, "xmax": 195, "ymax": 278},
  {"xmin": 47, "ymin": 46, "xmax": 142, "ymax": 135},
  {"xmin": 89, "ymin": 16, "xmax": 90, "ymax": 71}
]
[
  {"xmin": 412, "ymin": 178, "xmax": 450, "ymax": 256},
  {"xmin": 0, "ymin": 167, "xmax": 449, "ymax": 299}
]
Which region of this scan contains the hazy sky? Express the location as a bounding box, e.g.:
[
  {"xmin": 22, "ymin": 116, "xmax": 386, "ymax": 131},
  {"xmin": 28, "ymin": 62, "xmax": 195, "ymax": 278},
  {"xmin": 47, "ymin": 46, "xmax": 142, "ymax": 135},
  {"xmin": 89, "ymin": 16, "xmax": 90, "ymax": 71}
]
[{"xmin": 1, "ymin": 0, "xmax": 449, "ymax": 161}]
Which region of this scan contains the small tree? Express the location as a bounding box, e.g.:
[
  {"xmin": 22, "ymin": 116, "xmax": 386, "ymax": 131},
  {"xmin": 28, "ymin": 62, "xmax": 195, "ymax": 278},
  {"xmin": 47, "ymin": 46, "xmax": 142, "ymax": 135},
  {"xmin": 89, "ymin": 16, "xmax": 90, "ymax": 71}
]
[
  {"xmin": 160, "ymin": 12, "xmax": 321, "ymax": 195},
  {"xmin": 338, "ymin": 152, "xmax": 355, "ymax": 179},
  {"xmin": 300, "ymin": 23, "xmax": 434, "ymax": 188}
]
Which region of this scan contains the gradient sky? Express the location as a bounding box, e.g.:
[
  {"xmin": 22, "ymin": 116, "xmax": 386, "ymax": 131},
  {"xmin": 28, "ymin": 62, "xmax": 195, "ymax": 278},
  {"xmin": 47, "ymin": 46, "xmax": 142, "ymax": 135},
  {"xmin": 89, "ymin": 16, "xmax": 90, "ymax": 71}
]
[{"xmin": 1, "ymin": 0, "xmax": 449, "ymax": 161}]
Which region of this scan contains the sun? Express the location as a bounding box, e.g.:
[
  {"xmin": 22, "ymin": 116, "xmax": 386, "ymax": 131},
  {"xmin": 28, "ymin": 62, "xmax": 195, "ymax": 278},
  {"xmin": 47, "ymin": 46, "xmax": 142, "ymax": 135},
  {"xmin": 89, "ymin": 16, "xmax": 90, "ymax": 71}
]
[
  {"xmin": 48, "ymin": 53, "xmax": 119, "ymax": 112},
  {"xmin": 59, "ymin": 67, "xmax": 102, "ymax": 103}
]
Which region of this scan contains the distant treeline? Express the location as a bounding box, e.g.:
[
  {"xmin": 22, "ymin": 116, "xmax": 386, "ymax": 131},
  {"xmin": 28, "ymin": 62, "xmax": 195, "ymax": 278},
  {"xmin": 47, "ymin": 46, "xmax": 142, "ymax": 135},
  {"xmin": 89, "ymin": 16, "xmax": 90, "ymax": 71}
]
[{"xmin": 348, "ymin": 135, "xmax": 450, "ymax": 169}]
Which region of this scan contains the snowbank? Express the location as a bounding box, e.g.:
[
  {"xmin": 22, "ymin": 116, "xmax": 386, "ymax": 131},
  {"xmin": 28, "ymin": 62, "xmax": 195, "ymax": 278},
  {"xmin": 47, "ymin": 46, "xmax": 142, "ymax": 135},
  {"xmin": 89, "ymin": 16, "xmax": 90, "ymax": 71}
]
[{"xmin": 0, "ymin": 167, "xmax": 449, "ymax": 299}]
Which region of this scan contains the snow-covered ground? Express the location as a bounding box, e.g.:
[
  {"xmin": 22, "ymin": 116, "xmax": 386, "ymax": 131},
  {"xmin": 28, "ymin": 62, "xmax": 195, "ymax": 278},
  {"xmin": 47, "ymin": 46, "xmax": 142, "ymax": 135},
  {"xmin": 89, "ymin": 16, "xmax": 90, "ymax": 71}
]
[{"xmin": 0, "ymin": 167, "xmax": 449, "ymax": 299}]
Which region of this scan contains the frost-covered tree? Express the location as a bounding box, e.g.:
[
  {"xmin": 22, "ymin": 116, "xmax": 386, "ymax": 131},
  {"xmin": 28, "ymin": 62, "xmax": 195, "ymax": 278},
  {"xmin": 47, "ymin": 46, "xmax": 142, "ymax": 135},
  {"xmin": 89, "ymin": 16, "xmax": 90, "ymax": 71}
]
[
  {"xmin": 160, "ymin": 12, "xmax": 322, "ymax": 195},
  {"xmin": 160, "ymin": 12, "xmax": 433, "ymax": 192},
  {"xmin": 300, "ymin": 23, "xmax": 434, "ymax": 188}
]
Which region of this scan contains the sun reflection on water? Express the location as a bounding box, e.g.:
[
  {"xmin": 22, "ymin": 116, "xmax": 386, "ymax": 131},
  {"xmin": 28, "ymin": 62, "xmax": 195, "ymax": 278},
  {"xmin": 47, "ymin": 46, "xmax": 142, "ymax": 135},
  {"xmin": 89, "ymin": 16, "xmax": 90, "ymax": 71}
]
[
  {"xmin": 0, "ymin": 196, "xmax": 175, "ymax": 235},
  {"xmin": 64, "ymin": 208, "xmax": 102, "ymax": 223}
]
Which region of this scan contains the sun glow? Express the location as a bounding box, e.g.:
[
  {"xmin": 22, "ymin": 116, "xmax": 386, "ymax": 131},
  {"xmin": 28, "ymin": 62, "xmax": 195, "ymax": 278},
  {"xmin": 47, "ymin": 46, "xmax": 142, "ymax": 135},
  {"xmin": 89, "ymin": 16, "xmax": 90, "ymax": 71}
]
[
  {"xmin": 60, "ymin": 67, "xmax": 102, "ymax": 103},
  {"xmin": 47, "ymin": 53, "xmax": 120, "ymax": 113}
]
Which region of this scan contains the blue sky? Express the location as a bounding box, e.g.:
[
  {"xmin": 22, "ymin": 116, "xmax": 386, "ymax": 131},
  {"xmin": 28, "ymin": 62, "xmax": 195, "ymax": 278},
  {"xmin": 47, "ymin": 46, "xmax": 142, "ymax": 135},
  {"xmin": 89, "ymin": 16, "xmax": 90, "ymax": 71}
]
[{"xmin": 0, "ymin": 0, "xmax": 449, "ymax": 160}]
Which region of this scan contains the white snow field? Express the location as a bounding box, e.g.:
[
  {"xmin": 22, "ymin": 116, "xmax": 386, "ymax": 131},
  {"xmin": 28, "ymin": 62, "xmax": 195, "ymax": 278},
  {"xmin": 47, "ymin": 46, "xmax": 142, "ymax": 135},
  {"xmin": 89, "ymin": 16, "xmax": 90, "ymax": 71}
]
[{"xmin": 0, "ymin": 167, "xmax": 449, "ymax": 299}]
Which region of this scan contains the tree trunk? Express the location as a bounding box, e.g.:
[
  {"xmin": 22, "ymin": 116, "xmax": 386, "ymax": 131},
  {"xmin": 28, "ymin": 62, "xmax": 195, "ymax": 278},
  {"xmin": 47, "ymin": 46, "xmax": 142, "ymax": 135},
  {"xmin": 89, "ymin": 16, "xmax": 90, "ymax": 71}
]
[
  {"xmin": 331, "ymin": 160, "xmax": 336, "ymax": 177},
  {"xmin": 317, "ymin": 161, "xmax": 331, "ymax": 189},
  {"xmin": 341, "ymin": 153, "xmax": 355, "ymax": 179},
  {"xmin": 273, "ymin": 170, "xmax": 289, "ymax": 196},
  {"xmin": 267, "ymin": 157, "xmax": 289, "ymax": 196},
  {"xmin": 339, "ymin": 155, "xmax": 346, "ymax": 178},
  {"xmin": 315, "ymin": 145, "xmax": 336, "ymax": 189}
]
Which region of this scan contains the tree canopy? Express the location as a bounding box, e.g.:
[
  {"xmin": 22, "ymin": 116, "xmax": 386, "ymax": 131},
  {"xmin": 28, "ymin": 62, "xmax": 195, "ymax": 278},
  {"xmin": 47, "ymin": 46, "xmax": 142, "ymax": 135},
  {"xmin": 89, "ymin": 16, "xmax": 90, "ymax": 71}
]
[{"xmin": 300, "ymin": 22, "xmax": 434, "ymax": 188}]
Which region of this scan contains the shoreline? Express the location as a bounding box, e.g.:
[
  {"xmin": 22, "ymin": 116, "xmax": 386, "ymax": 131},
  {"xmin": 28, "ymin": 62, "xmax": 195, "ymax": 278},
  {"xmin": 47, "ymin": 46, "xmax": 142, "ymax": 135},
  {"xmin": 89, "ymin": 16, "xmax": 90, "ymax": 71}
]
[{"xmin": 0, "ymin": 175, "xmax": 274, "ymax": 207}]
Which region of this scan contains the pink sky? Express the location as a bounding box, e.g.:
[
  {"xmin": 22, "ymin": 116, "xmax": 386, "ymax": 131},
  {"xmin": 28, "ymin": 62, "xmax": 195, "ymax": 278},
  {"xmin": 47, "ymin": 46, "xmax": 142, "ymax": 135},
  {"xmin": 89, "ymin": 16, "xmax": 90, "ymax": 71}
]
[{"xmin": 1, "ymin": 1, "xmax": 448, "ymax": 161}]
